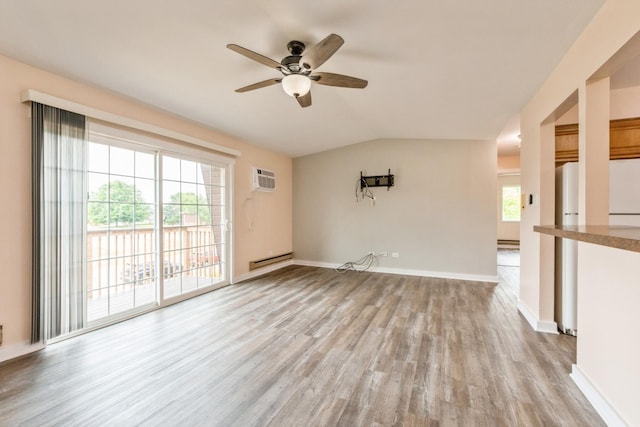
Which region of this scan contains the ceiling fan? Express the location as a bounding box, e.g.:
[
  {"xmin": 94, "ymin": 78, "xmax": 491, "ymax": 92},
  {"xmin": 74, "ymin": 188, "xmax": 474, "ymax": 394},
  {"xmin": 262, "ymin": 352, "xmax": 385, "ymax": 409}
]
[{"xmin": 227, "ymin": 34, "xmax": 368, "ymax": 108}]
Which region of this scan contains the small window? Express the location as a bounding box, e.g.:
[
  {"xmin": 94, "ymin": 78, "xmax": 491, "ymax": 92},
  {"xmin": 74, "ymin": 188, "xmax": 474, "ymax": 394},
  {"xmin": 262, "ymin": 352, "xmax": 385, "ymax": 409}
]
[{"xmin": 502, "ymin": 185, "xmax": 521, "ymax": 222}]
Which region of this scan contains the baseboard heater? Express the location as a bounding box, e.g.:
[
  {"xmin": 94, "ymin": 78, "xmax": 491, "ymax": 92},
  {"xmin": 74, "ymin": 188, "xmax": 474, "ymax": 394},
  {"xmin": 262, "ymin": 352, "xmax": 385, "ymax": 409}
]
[
  {"xmin": 498, "ymin": 239, "xmax": 520, "ymax": 246},
  {"xmin": 249, "ymin": 252, "xmax": 293, "ymax": 271}
]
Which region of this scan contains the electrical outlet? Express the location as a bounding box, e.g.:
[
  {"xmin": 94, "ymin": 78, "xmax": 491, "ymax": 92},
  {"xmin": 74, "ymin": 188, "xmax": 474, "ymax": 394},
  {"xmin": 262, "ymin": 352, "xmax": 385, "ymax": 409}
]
[
  {"xmin": 380, "ymin": 251, "xmax": 388, "ymax": 257},
  {"xmin": 392, "ymin": 252, "xmax": 400, "ymax": 258}
]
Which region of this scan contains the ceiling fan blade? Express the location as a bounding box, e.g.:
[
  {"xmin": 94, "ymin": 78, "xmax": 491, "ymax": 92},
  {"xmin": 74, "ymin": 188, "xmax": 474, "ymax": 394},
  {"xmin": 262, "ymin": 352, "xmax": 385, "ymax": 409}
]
[
  {"xmin": 299, "ymin": 34, "xmax": 344, "ymax": 71},
  {"xmin": 235, "ymin": 78, "xmax": 281, "ymax": 93},
  {"xmin": 312, "ymin": 72, "xmax": 368, "ymax": 89},
  {"xmin": 296, "ymin": 91, "xmax": 312, "ymax": 108},
  {"xmin": 227, "ymin": 44, "xmax": 282, "ymax": 69}
]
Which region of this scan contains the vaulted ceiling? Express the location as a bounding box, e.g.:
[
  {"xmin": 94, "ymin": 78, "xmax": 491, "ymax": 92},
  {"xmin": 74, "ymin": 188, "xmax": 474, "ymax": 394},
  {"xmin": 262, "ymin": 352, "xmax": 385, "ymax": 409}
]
[{"xmin": 0, "ymin": 0, "xmax": 606, "ymax": 157}]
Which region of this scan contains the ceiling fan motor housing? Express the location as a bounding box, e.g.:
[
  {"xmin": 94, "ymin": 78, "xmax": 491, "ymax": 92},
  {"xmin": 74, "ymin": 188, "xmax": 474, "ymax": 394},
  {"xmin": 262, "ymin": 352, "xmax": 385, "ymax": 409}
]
[
  {"xmin": 280, "ymin": 55, "xmax": 306, "ymax": 74},
  {"xmin": 282, "ymin": 41, "xmax": 310, "ymax": 74}
]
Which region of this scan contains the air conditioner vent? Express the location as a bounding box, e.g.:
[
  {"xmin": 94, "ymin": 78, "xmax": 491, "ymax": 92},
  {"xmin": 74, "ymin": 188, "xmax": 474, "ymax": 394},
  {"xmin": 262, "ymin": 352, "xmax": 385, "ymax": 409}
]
[{"xmin": 252, "ymin": 167, "xmax": 276, "ymax": 192}]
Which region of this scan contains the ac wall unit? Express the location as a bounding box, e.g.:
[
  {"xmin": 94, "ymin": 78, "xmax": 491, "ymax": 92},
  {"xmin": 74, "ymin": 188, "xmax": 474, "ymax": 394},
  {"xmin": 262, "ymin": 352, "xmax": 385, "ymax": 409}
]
[{"xmin": 252, "ymin": 167, "xmax": 276, "ymax": 192}]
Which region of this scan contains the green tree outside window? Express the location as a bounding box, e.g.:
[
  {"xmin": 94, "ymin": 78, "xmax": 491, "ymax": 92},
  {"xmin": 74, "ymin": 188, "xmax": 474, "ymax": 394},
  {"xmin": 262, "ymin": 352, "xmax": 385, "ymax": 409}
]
[
  {"xmin": 163, "ymin": 193, "xmax": 210, "ymax": 225},
  {"xmin": 88, "ymin": 180, "xmax": 151, "ymax": 226},
  {"xmin": 502, "ymin": 185, "xmax": 521, "ymax": 222}
]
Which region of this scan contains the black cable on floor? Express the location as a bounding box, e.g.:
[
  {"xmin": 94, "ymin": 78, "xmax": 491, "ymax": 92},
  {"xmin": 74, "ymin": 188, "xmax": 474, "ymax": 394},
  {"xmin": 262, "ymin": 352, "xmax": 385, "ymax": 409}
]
[{"xmin": 335, "ymin": 253, "xmax": 380, "ymax": 273}]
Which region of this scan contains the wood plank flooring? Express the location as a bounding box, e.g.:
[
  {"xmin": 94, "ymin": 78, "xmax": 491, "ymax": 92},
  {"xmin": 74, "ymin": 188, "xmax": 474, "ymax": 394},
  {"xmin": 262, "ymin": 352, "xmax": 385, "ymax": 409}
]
[{"xmin": 0, "ymin": 264, "xmax": 604, "ymax": 426}]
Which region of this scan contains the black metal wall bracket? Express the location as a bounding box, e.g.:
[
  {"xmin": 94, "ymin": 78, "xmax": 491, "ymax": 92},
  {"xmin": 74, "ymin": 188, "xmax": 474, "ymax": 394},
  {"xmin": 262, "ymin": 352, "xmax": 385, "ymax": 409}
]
[{"xmin": 360, "ymin": 169, "xmax": 394, "ymax": 191}]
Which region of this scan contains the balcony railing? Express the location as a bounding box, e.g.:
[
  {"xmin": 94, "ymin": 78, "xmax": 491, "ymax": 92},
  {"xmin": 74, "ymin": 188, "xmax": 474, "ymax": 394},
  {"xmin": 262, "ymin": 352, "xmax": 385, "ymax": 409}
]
[{"xmin": 86, "ymin": 225, "xmax": 222, "ymax": 298}]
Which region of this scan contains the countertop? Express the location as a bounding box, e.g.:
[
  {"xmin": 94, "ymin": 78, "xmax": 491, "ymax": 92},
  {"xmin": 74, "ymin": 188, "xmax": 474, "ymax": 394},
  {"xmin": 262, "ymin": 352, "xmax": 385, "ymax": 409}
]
[{"xmin": 534, "ymin": 224, "xmax": 640, "ymax": 253}]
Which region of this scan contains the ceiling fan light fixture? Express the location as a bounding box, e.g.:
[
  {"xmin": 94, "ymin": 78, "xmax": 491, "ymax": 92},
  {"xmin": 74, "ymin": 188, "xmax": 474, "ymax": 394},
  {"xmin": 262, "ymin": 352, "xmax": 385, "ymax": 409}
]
[{"xmin": 282, "ymin": 74, "xmax": 311, "ymax": 97}]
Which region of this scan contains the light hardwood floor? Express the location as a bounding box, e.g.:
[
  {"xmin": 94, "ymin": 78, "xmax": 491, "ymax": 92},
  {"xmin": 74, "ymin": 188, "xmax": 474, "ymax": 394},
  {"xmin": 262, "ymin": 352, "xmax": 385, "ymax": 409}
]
[{"xmin": 0, "ymin": 264, "xmax": 604, "ymax": 426}]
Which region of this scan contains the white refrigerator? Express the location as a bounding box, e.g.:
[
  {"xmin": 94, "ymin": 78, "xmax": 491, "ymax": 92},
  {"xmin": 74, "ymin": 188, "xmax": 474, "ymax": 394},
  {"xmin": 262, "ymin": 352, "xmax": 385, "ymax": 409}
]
[
  {"xmin": 555, "ymin": 162, "xmax": 579, "ymax": 336},
  {"xmin": 609, "ymin": 158, "xmax": 640, "ymax": 226},
  {"xmin": 555, "ymin": 158, "xmax": 640, "ymax": 336}
]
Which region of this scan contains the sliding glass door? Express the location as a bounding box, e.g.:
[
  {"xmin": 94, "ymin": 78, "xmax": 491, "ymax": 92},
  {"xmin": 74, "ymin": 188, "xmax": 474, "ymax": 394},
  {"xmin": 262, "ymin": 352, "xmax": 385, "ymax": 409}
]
[
  {"xmin": 84, "ymin": 124, "xmax": 231, "ymax": 326},
  {"xmin": 161, "ymin": 155, "xmax": 227, "ymax": 299}
]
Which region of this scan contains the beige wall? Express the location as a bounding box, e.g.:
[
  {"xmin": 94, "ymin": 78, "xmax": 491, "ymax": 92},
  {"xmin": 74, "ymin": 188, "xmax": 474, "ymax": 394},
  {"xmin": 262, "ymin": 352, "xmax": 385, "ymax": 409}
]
[
  {"xmin": 610, "ymin": 85, "xmax": 640, "ymax": 118},
  {"xmin": 556, "ymin": 84, "xmax": 640, "ymax": 124},
  {"xmin": 497, "ymin": 154, "xmax": 520, "ymax": 172},
  {"xmin": 0, "ymin": 54, "xmax": 292, "ymax": 357},
  {"xmin": 577, "ymin": 243, "xmax": 640, "ymax": 426},
  {"xmin": 520, "ymin": 0, "xmax": 640, "ymax": 423},
  {"xmin": 293, "ymin": 138, "xmax": 497, "ymax": 280}
]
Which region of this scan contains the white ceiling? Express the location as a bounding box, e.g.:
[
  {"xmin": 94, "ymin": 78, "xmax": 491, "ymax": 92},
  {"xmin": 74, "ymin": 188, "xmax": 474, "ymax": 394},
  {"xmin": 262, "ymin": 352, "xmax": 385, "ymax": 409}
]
[{"xmin": 0, "ymin": 0, "xmax": 605, "ymax": 158}]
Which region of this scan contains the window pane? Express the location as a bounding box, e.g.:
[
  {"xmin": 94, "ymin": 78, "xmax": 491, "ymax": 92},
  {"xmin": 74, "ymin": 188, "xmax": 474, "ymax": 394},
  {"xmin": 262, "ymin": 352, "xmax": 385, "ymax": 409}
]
[
  {"xmin": 87, "ymin": 172, "xmax": 109, "ymax": 199},
  {"xmin": 209, "ymin": 205, "xmax": 224, "ymax": 226},
  {"xmin": 135, "ymin": 281, "xmax": 156, "ymax": 306},
  {"xmin": 136, "ymin": 204, "xmax": 155, "ymax": 229},
  {"xmin": 162, "ymin": 180, "xmax": 180, "ymax": 203},
  {"xmin": 181, "ymin": 159, "xmax": 198, "ymax": 183},
  {"xmin": 502, "ymin": 186, "xmax": 521, "ymax": 222},
  {"xmin": 88, "ymin": 142, "xmax": 109, "ymax": 173},
  {"xmin": 110, "ymin": 146, "xmax": 135, "ymax": 176},
  {"xmin": 201, "ymin": 164, "xmax": 224, "ymax": 187},
  {"xmin": 87, "ymin": 259, "xmax": 108, "ymax": 297},
  {"xmin": 163, "ymin": 156, "xmax": 180, "ymax": 181},
  {"xmin": 135, "ymin": 151, "xmax": 155, "ymax": 179},
  {"xmin": 110, "ymin": 285, "xmax": 134, "ymax": 315},
  {"xmin": 109, "ymin": 177, "xmax": 135, "ymax": 203},
  {"xmin": 162, "ymin": 248, "xmax": 177, "ymax": 268},
  {"xmin": 196, "ymin": 183, "xmax": 208, "ymax": 201},
  {"xmin": 87, "ymin": 290, "xmax": 108, "ymax": 322},
  {"xmin": 181, "ymin": 182, "xmax": 197, "ymax": 201},
  {"xmin": 197, "ymin": 205, "xmax": 211, "ymax": 226},
  {"xmin": 135, "ymin": 177, "xmax": 155, "ymax": 203},
  {"xmin": 88, "ymin": 201, "xmax": 108, "ymax": 228}
]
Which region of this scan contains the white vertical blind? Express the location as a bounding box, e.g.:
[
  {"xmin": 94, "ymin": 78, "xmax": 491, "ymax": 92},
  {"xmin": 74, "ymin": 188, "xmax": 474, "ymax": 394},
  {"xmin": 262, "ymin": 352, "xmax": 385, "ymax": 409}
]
[{"xmin": 32, "ymin": 103, "xmax": 87, "ymax": 342}]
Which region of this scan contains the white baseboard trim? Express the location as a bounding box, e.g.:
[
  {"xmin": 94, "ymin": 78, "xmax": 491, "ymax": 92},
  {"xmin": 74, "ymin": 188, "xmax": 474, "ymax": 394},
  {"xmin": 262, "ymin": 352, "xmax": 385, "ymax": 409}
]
[
  {"xmin": 293, "ymin": 259, "xmax": 338, "ymax": 269},
  {"xmin": 571, "ymin": 364, "xmax": 627, "ymax": 427},
  {"xmin": 233, "ymin": 258, "xmax": 499, "ymax": 284},
  {"xmin": 232, "ymin": 260, "xmax": 294, "ymax": 284},
  {"xmin": 293, "ymin": 260, "xmax": 499, "ymax": 283},
  {"xmin": 517, "ymin": 301, "xmax": 559, "ymax": 334},
  {"xmin": 0, "ymin": 341, "xmax": 45, "ymax": 364}
]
